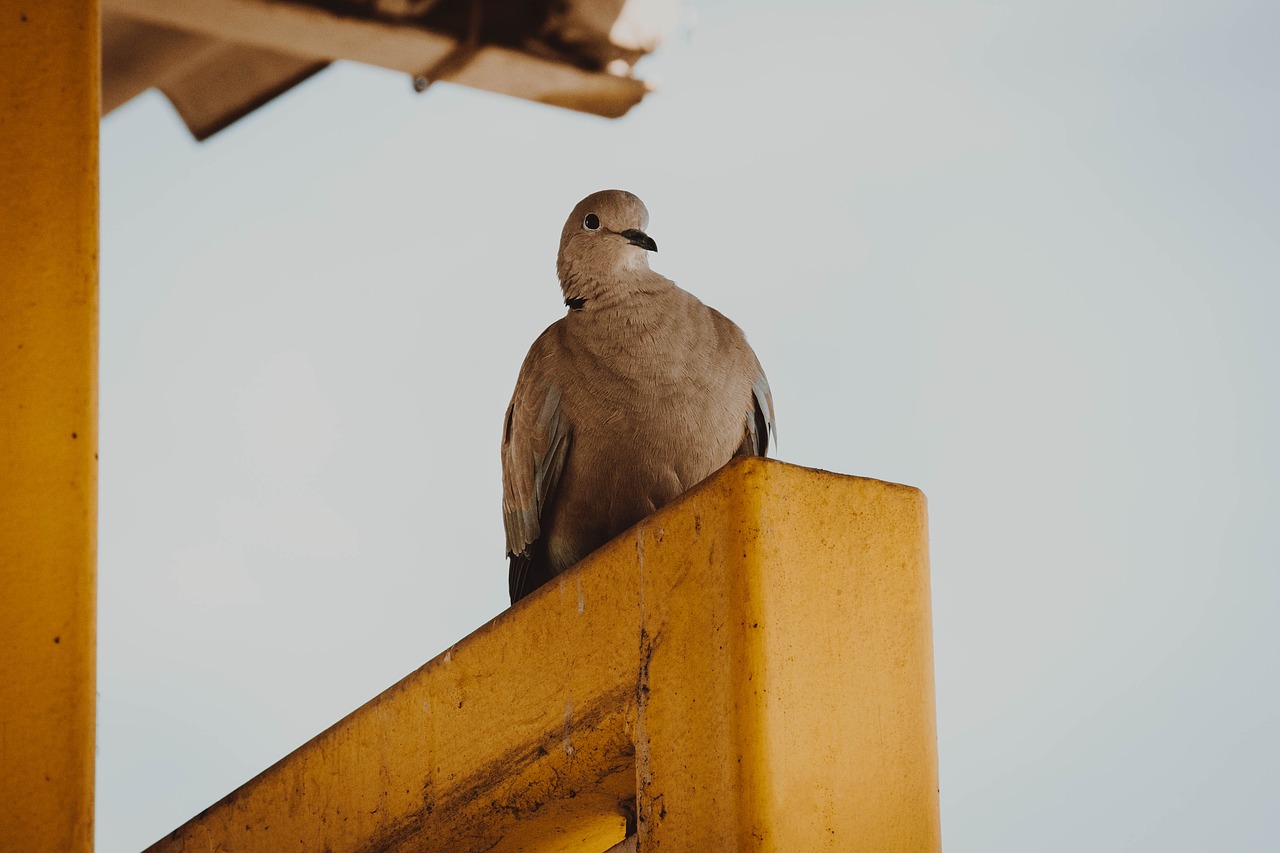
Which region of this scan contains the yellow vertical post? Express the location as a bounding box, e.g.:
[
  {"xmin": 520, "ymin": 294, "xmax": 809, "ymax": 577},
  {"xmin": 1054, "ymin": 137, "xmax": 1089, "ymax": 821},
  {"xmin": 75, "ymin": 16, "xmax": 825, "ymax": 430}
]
[
  {"xmin": 635, "ymin": 462, "xmax": 940, "ymax": 850},
  {"xmin": 0, "ymin": 3, "xmax": 100, "ymax": 852}
]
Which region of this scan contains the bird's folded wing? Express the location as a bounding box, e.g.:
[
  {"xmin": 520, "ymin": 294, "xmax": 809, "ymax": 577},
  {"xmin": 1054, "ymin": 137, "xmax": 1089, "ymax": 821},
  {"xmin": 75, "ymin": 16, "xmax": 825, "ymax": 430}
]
[
  {"xmin": 743, "ymin": 362, "xmax": 777, "ymax": 457},
  {"xmin": 502, "ymin": 369, "xmax": 572, "ymax": 561}
]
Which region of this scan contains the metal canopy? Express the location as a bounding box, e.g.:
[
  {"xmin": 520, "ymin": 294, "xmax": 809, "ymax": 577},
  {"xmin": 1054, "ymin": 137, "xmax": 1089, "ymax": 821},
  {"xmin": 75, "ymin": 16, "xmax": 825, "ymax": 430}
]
[{"xmin": 103, "ymin": 0, "xmax": 673, "ymax": 139}]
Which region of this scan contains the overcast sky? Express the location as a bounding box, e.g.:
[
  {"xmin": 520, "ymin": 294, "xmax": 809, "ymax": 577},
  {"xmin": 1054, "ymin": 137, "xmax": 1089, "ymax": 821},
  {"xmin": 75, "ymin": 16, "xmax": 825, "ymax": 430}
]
[{"xmin": 97, "ymin": 1, "xmax": 1279, "ymax": 850}]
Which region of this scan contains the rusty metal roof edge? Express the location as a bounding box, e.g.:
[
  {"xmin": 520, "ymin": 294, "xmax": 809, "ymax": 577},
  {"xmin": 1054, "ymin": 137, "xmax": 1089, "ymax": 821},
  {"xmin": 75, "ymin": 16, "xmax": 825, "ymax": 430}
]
[{"xmin": 105, "ymin": 0, "xmax": 654, "ymax": 124}]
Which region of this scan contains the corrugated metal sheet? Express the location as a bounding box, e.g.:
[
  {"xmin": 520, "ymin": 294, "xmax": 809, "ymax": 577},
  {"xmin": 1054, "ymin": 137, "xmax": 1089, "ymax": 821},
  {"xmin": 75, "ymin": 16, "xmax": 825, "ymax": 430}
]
[{"xmin": 103, "ymin": 0, "xmax": 675, "ymax": 139}]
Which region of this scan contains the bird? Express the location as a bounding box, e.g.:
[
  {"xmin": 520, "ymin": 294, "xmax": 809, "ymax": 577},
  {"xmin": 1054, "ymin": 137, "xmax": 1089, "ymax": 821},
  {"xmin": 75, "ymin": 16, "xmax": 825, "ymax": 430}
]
[{"xmin": 501, "ymin": 190, "xmax": 775, "ymax": 604}]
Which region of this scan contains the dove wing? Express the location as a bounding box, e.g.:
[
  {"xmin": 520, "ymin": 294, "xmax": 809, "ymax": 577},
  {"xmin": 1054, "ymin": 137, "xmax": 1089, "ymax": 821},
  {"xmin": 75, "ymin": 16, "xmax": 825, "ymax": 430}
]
[
  {"xmin": 738, "ymin": 359, "xmax": 777, "ymax": 458},
  {"xmin": 501, "ymin": 332, "xmax": 573, "ymax": 602}
]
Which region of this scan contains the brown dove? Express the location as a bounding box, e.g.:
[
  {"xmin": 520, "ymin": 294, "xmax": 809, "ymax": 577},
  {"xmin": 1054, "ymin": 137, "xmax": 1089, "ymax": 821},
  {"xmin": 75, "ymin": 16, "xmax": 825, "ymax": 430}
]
[{"xmin": 501, "ymin": 190, "xmax": 775, "ymax": 604}]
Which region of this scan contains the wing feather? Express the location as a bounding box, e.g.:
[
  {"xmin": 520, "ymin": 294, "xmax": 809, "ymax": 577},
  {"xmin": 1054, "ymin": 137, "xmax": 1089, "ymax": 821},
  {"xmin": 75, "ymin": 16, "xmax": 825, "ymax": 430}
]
[
  {"xmin": 740, "ymin": 362, "xmax": 777, "ymax": 457},
  {"xmin": 502, "ymin": 337, "xmax": 572, "ymax": 601}
]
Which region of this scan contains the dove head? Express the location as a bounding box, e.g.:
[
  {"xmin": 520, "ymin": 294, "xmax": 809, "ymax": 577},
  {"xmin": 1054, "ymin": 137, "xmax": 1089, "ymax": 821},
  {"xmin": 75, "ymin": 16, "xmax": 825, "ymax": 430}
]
[{"xmin": 557, "ymin": 189, "xmax": 665, "ymax": 308}]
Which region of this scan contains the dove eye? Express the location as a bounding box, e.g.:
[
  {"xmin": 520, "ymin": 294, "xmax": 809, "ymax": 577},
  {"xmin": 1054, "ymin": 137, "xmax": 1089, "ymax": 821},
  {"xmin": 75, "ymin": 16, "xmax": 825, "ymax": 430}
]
[{"xmin": 583, "ymin": 213, "xmax": 600, "ymax": 231}]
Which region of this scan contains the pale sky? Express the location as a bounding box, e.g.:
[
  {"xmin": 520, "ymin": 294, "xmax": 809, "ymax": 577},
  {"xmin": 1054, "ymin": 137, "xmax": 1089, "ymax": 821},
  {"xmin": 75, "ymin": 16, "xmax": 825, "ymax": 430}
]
[{"xmin": 97, "ymin": 1, "xmax": 1279, "ymax": 850}]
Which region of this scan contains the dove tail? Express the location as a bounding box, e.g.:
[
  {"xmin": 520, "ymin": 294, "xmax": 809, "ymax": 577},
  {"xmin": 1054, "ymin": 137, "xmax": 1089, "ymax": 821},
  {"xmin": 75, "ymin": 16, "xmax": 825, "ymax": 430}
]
[{"xmin": 509, "ymin": 548, "xmax": 556, "ymax": 605}]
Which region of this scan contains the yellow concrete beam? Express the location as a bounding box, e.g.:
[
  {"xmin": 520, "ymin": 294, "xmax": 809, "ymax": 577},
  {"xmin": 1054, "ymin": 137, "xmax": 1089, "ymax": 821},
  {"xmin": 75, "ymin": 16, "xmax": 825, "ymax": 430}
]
[
  {"xmin": 0, "ymin": 2, "xmax": 100, "ymax": 852},
  {"xmin": 146, "ymin": 459, "xmax": 938, "ymax": 852}
]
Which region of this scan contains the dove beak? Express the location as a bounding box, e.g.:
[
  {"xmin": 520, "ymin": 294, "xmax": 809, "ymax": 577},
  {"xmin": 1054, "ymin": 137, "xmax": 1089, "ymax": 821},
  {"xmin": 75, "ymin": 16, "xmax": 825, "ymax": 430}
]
[{"xmin": 620, "ymin": 229, "xmax": 658, "ymax": 252}]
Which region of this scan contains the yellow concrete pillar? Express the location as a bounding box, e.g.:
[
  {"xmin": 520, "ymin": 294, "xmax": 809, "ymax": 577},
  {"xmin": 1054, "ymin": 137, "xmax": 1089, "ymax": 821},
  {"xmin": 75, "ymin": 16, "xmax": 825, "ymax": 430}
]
[
  {"xmin": 634, "ymin": 462, "xmax": 939, "ymax": 850},
  {"xmin": 0, "ymin": 3, "xmax": 100, "ymax": 851}
]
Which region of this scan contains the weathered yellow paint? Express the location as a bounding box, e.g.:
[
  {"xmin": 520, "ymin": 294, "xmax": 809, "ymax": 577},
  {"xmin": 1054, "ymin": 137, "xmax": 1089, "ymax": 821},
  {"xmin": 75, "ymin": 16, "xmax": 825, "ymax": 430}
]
[
  {"xmin": 634, "ymin": 460, "xmax": 938, "ymax": 850},
  {"xmin": 146, "ymin": 459, "xmax": 938, "ymax": 852},
  {"xmin": 0, "ymin": 2, "xmax": 100, "ymax": 851}
]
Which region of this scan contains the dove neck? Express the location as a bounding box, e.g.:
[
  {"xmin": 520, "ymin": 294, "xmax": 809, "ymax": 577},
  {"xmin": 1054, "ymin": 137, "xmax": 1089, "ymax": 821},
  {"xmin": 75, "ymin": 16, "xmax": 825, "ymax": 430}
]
[
  {"xmin": 558, "ymin": 267, "xmax": 673, "ymax": 311},
  {"xmin": 567, "ymin": 280, "xmax": 696, "ymax": 333}
]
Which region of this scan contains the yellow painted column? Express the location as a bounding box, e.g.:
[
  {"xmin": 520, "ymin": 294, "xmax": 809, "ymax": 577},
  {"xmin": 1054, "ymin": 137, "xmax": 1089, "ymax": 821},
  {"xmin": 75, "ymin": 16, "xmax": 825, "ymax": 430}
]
[
  {"xmin": 635, "ymin": 461, "xmax": 940, "ymax": 850},
  {"xmin": 0, "ymin": 2, "xmax": 100, "ymax": 852}
]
